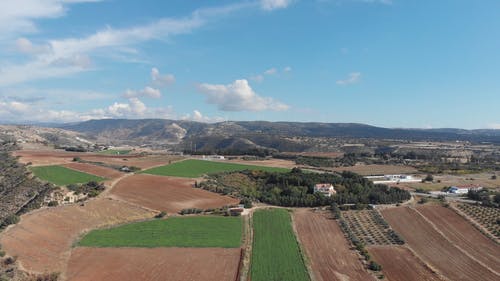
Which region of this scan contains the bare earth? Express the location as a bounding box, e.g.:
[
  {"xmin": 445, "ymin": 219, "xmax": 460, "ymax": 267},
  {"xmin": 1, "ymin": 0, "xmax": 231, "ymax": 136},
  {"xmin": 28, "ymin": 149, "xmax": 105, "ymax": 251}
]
[
  {"xmin": 368, "ymin": 246, "xmax": 441, "ymax": 281},
  {"xmin": 63, "ymin": 162, "xmax": 124, "ymax": 179},
  {"xmin": 0, "ymin": 199, "xmax": 154, "ymax": 275},
  {"xmin": 110, "ymin": 174, "xmax": 239, "ymax": 213},
  {"xmin": 293, "ymin": 209, "xmax": 375, "ymax": 281},
  {"xmin": 67, "ymin": 247, "xmax": 241, "ymax": 281},
  {"xmin": 331, "ymin": 165, "xmax": 418, "ymax": 176},
  {"xmin": 381, "ymin": 206, "xmax": 499, "ymax": 281},
  {"xmin": 227, "ymin": 158, "xmax": 297, "ymax": 168},
  {"xmin": 415, "ymin": 205, "xmax": 500, "ymax": 272},
  {"xmin": 14, "ymin": 150, "xmax": 178, "ymax": 169}
]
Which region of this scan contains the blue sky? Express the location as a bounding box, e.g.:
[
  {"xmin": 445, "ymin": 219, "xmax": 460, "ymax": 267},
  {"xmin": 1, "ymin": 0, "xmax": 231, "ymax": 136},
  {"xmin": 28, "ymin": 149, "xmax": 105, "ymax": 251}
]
[{"xmin": 0, "ymin": 0, "xmax": 499, "ymax": 129}]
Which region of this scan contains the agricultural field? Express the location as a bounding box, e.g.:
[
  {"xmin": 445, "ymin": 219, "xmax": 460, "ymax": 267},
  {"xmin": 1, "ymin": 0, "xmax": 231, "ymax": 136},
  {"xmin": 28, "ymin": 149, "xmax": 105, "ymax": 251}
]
[
  {"xmin": 30, "ymin": 165, "xmax": 105, "ymax": 186},
  {"xmin": 382, "ymin": 206, "xmax": 499, "ymax": 281},
  {"xmin": 368, "ymin": 246, "xmax": 440, "ymax": 281},
  {"xmin": 110, "ymin": 174, "xmax": 239, "ymax": 213},
  {"xmin": 417, "ymin": 205, "xmax": 500, "ymax": 270},
  {"xmin": 142, "ymin": 159, "xmax": 289, "ymax": 178},
  {"xmin": 97, "ymin": 149, "xmax": 132, "ymax": 155},
  {"xmin": 341, "ymin": 210, "xmax": 404, "ymax": 246},
  {"xmin": 331, "ymin": 164, "xmax": 418, "ymax": 176},
  {"xmin": 251, "ymin": 209, "xmax": 310, "ymax": 281},
  {"xmin": 63, "ymin": 162, "xmax": 124, "ymax": 179},
  {"xmin": 293, "ymin": 209, "xmax": 374, "ymax": 281},
  {"xmin": 67, "ymin": 247, "xmax": 241, "ymax": 281},
  {"xmin": 455, "ymin": 203, "xmax": 500, "ymax": 239},
  {"xmin": 0, "ymin": 198, "xmax": 154, "ymax": 273},
  {"xmin": 79, "ymin": 216, "xmax": 242, "ymax": 248}
]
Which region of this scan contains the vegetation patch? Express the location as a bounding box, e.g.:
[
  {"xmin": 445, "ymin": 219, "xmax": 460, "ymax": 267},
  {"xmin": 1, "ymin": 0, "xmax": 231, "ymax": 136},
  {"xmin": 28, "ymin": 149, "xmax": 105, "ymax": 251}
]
[
  {"xmin": 250, "ymin": 209, "xmax": 310, "ymax": 281},
  {"xmin": 456, "ymin": 203, "xmax": 500, "ymax": 239},
  {"xmin": 201, "ymin": 169, "xmax": 410, "ymax": 207},
  {"xmin": 30, "ymin": 165, "xmax": 105, "ymax": 186},
  {"xmin": 78, "ymin": 216, "xmax": 242, "ymax": 248},
  {"xmin": 98, "ymin": 149, "xmax": 132, "ymax": 155},
  {"xmin": 142, "ymin": 159, "xmax": 289, "ymax": 178}
]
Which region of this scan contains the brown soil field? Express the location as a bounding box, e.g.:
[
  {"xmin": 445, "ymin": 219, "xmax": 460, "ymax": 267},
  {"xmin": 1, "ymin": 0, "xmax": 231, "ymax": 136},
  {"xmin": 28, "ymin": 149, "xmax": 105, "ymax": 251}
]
[
  {"xmin": 0, "ymin": 199, "xmax": 153, "ymax": 274},
  {"xmin": 110, "ymin": 174, "xmax": 239, "ymax": 213},
  {"xmin": 227, "ymin": 158, "xmax": 296, "ymax": 168},
  {"xmin": 293, "ymin": 209, "xmax": 375, "ymax": 281},
  {"xmin": 63, "ymin": 162, "xmax": 124, "ymax": 179},
  {"xmin": 415, "ymin": 205, "xmax": 500, "ymax": 272},
  {"xmin": 381, "ymin": 206, "xmax": 499, "ymax": 281},
  {"xmin": 368, "ymin": 246, "xmax": 441, "ymax": 281},
  {"xmin": 67, "ymin": 247, "xmax": 241, "ymax": 281},
  {"xmin": 281, "ymin": 151, "xmax": 344, "ymax": 158},
  {"xmin": 331, "ymin": 164, "xmax": 418, "ymax": 176},
  {"xmin": 14, "ymin": 150, "xmax": 179, "ymax": 169}
]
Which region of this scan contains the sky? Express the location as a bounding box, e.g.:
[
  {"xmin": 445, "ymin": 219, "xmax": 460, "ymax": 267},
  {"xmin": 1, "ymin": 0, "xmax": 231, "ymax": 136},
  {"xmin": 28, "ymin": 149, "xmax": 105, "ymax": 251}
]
[{"xmin": 0, "ymin": 0, "xmax": 499, "ymax": 129}]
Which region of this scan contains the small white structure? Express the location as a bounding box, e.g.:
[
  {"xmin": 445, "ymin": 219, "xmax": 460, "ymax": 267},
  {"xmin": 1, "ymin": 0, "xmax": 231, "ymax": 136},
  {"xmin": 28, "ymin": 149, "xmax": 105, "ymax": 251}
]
[
  {"xmin": 448, "ymin": 185, "xmax": 483, "ymax": 194},
  {"xmin": 314, "ymin": 183, "xmax": 336, "ymax": 197},
  {"xmin": 367, "ymin": 174, "xmax": 421, "ymax": 184}
]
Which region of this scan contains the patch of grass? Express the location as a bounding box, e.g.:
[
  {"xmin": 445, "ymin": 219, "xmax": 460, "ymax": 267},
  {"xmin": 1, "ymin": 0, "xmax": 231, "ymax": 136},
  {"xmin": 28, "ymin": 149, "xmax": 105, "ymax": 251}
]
[
  {"xmin": 98, "ymin": 149, "xmax": 132, "ymax": 155},
  {"xmin": 142, "ymin": 159, "xmax": 289, "ymax": 178},
  {"xmin": 78, "ymin": 216, "xmax": 242, "ymax": 248},
  {"xmin": 251, "ymin": 209, "xmax": 310, "ymax": 281},
  {"xmin": 30, "ymin": 165, "xmax": 105, "ymax": 186}
]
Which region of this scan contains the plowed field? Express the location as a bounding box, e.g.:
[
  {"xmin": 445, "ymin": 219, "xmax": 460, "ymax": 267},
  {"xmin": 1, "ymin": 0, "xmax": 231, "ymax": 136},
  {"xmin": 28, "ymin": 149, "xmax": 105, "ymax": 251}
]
[
  {"xmin": 63, "ymin": 162, "xmax": 123, "ymax": 179},
  {"xmin": 381, "ymin": 206, "xmax": 499, "ymax": 281},
  {"xmin": 368, "ymin": 246, "xmax": 440, "ymax": 281},
  {"xmin": 293, "ymin": 209, "xmax": 375, "ymax": 281},
  {"xmin": 67, "ymin": 247, "xmax": 241, "ymax": 281},
  {"xmin": 0, "ymin": 199, "xmax": 153, "ymax": 274},
  {"xmin": 416, "ymin": 205, "xmax": 500, "ymax": 273},
  {"xmin": 110, "ymin": 174, "xmax": 239, "ymax": 212}
]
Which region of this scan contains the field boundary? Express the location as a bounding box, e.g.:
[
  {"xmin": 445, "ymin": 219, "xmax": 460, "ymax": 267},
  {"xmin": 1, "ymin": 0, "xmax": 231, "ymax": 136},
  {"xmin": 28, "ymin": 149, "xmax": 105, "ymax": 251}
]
[{"xmin": 290, "ymin": 209, "xmax": 317, "ymax": 281}]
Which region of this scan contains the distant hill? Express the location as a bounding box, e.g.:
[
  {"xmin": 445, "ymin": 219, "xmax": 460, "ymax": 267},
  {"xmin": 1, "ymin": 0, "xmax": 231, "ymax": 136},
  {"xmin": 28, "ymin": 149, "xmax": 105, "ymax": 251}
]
[{"xmin": 53, "ymin": 119, "xmax": 500, "ymax": 152}]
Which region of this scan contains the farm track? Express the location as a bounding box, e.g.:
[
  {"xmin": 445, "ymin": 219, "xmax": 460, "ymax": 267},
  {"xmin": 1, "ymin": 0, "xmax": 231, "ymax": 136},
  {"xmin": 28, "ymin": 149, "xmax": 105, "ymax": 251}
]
[
  {"xmin": 381, "ymin": 206, "xmax": 499, "ymax": 281},
  {"xmin": 293, "ymin": 209, "xmax": 375, "ymax": 281}
]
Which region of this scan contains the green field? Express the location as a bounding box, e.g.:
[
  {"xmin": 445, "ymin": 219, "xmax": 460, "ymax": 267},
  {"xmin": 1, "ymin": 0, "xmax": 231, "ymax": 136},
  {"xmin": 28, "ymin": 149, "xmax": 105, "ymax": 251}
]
[
  {"xmin": 142, "ymin": 159, "xmax": 289, "ymax": 178},
  {"xmin": 251, "ymin": 209, "xmax": 310, "ymax": 281},
  {"xmin": 30, "ymin": 165, "xmax": 105, "ymax": 186},
  {"xmin": 78, "ymin": 216, "xmax": 242, "ymax": 248},
  {"xmin": 98, "ymin": 149, "xmax": 132, "ymax": 155}
]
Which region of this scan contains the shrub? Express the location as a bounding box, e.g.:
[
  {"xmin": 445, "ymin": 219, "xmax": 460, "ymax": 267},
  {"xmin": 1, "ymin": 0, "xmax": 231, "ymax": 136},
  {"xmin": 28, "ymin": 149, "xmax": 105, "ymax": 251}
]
[
  {"xmin": 240, "ymin": 198, "xmax": 253, "ymax": 208},
  {"xmin": 48, "ymin": 201, "xmax": 58, "ymax": 207},
  {"xmin": 1, "ymin": 215, "xmax": 20, "ymax": 228},
  {"xmin": 0, "ymin": 251, "xmax": 5, "ymax": 257},
  {"xmin": 424, "ymin": 174, "xmax": 434, "ymax": 182},
  {"xmin": 418, "ymin": 197, "xmax": 428, "ymax": 204},
  {"xmin": 369, "ymin": 261, "xmax": 382, "ymax": 271},
  {"xmin": 155, "ymin": 211, "xmax": 167, "ymax": 218}
]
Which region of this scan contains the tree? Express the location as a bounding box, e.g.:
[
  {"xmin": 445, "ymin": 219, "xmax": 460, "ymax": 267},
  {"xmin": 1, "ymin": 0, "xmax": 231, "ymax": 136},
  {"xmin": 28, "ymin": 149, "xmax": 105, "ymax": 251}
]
[
  {"xmin": 369, "ymin": 261, "xmax": 382, "ymax": 271},
  {"xmin": 155, "ymin": 211, "xmax": 167, "ymax": 218},
  {"xmin": 492, "ymin": 175, "xmax": 497, "ymax": 180},
  {"xmin": 424, "ymin": 174, "xmax": 434, "ymax": 182},
  {"xmin": 1, "ymin": 214, "xmax": 20, "ymax": 227}
]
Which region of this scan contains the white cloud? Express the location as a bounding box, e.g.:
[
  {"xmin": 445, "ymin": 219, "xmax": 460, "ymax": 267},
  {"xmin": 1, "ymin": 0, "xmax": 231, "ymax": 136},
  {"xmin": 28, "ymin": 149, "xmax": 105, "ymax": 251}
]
[
  {"xmin": 250, "ymin": 74, "xmax": 264, "ymax": 83},
  {"xmin": 151, "ymin": 67, "xmax": 175, "ymax": 87},
  {"xmin": 260, "ymin": 0, "xmax": 294, "ymax": 11},
  {"xmin": 181, "ymin": 110, "xmax": 224, "ymax": 123},
  {"xmin": 123, "ymin": 86, "xmax": 162, "ymax": 99},
  {"xmin": 336, "ymin": 72, "xmax": 361, "ymax": 85},
  {"xmin": 264, "ymin": 68, "xmax": 277, "ymax": 75},
  {"xmin": 107, "ymin": 98, "xmax": 147, "ymax": 117},
  {"xmin": 197, "ymin": 79, "xmax": 289, "ymax": 112},
  {"xmin": 15, "ymin": 37, "xmax": 50, "ymax": 54},
  {"xmin": 0, "ymin": 0, "xmax": 102, "ymax": 39},
  {"xmin": 283, "ymin": 66, "xmax": 292, "ymax": 72}
]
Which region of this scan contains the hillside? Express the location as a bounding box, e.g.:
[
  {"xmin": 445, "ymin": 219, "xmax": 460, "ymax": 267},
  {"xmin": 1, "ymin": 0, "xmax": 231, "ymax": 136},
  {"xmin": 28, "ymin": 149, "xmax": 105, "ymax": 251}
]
[{"xmin": 56, "ymin": 119, "xmax": 500, "ymax": 151}]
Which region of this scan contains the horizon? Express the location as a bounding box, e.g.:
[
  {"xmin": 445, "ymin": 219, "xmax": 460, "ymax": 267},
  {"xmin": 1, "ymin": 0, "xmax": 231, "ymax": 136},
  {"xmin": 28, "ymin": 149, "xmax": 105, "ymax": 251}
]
[
  {"xmin": 0, "ymin": 0, "xmax": 499, "ymax": 129},
  {"xmin": 1, "ymin": 117, "xmax": 499, "ymax": 131}
]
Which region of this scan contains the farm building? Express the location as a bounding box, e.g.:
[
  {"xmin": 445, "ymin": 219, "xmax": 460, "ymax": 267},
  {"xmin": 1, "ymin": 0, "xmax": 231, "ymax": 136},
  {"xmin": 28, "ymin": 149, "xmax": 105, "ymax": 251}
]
[
  {"xmin": 366, "ymin": 174, "xmax": 421, "ymax": 184},
  {"xmin": 448, "ymin": 185, "xmax": 483, "ymax": 194},
  {"xmin": 313, "ymin": 183, "xmax": 336, "ymax": 197}
]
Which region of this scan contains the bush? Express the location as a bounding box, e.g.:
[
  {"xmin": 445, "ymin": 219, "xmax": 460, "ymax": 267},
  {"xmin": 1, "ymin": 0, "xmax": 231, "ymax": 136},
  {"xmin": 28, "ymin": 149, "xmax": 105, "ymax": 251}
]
[
  {"xmin": 424, "ymin": 174, "xmax": 434, "ymax": 182},
  {"xmin": 369, "ymin": 261, "xmax": 382, "ymax": 271},
  {"xmin": 73, "ymin": 157, "xmax": 81, "ymax": 162},
  {"xmin": 155, "ymin": 211, "xmax": 167, "ymax": 218},
  {"xmin": 240, "ymin": 198, "xmax": 253, "ymax": 209},
  {"xmin": 0, "ymin": 251, "xmax": 5, "ymax": 257},
  {"xmin": 418, "ymin": 197, "xmax": 428, "ymax": 204},
  {"xmin": 1, "ymin": 215, "xmax": 20, "ymax": 228},
  {"xmin": 492, "ymin": 175, "xmax": 497, "ymax": 180},
  {"xmin": 48, "ymin": 201, "xmax": 58, "ymax": 207}
]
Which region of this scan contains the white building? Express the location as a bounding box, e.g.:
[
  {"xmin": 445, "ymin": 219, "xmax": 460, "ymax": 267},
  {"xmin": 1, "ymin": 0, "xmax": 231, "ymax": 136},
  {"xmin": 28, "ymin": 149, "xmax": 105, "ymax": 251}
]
[
  {"xmin": 448, "ymin": 185, "xmax": 483, "ymax": 194},
  {"xmin": 314, "ymin": 183, "xmax": 336, "ymax": 197},
  {"xmin": 368, "ymin": 174, "xmax": 421, "ymax": 184}
]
